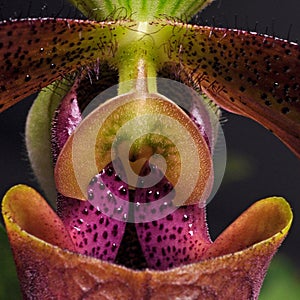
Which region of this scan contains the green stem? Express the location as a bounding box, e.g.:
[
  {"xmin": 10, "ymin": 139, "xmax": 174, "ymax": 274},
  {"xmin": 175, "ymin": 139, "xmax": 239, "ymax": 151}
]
[
  {"xmin": 69, "ymin": 0, "xmax": 214, "ymax": 21},
  {"xmin": 118, "ymin": 57, "xmax": 157, "ymax": 95},
  {"xmin": 117, "ymin": 22, "xmax": 159, "ymax": 95}
]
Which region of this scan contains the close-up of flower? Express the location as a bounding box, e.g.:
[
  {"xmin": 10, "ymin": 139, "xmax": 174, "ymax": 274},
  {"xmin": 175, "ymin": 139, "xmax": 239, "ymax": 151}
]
[{"xmin": 0, "ymin": 0, "xmax": 299, "ymax": 299}]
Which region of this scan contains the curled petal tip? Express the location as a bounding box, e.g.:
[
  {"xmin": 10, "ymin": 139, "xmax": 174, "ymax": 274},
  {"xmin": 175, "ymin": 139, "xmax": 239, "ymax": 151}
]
[
  {"xmin": 2, "ymin": 184, "xmax": 75, "ymax": 252},
  {"xmin": 204, "ymin": 196, "xmax": 292, "ymax": 259}
]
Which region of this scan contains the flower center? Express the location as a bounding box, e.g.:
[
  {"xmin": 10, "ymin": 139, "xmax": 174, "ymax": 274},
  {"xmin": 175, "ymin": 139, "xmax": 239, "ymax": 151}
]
[{"xmin": 52, "ymin": 78, "xmax": 226, "ymax": 270}]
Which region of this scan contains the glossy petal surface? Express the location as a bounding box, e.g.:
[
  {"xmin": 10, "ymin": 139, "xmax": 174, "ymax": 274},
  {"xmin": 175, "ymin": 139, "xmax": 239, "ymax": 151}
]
[
  {"xmin": 57, "ymin": 161, "xmax": 129, "ymax": 261},
  {"xmin": 2, "ymin": 188, "xmax": 292, "ymax": 299},
  {"xmin": 135, "ymin": 163, "xmax": 212, "ymax": 270}
]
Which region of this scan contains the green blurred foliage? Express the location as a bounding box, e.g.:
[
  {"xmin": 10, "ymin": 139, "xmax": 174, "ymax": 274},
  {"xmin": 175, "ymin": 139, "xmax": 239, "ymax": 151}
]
[
  {"xmin": 0, "ymin": 228, "xmax": 21, "ymax": 300},
  {"xmin": 260, "ymin": 255, "xmax": 300, "ymax": 300},
  {"xmin": 223, "ymin": 152, "xmax": 255, "ymax": 184}
]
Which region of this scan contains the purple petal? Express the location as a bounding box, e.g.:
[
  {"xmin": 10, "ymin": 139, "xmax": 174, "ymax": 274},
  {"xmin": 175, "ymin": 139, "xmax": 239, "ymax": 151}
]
[
  {"xmin": 52, "ymin": 91, "xmax": 129, "ymax": 261},
  {"xmin": 135, "ymin": 163, "xmax": 212, "ymax": 270},
  {"xmin": 58, "ymin": 161, "xmax": 129, "ymax": 261},
  {"xmin": 51, "ymin": 79, "xmax": 82, "ymax": 164}
]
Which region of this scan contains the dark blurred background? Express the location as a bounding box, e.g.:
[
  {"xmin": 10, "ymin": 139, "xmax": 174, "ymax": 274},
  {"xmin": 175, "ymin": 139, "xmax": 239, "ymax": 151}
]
[{"xmin": 0, "ymin": 0, "xmax": 299, "ymax": 298}]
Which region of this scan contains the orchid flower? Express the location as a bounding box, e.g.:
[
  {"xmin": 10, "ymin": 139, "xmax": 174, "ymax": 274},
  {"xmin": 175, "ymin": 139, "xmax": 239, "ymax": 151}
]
[{"xmin": 0, "ymin": 0, "xmax": 298, "ymax": 299}]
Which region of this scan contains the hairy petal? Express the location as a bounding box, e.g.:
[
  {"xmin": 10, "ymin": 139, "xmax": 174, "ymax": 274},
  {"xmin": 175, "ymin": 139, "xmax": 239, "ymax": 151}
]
[
  {"xmin": 2, "ymin": 190, "xmax": 292, "ymax": 299},
  {"xmin": 51, "ymin": 78, "xmax": 82, "ymax": 164},
  {"xmin": 162, "ymin": 25, "xmax": 300, "ymax": 158},
  {"xmin": 0, "ymin": 19, "xmax": 299, "ymax": 159},
  {"xmin": 0, "ymin": 18, "xmax": 123, "ymax": 112}
]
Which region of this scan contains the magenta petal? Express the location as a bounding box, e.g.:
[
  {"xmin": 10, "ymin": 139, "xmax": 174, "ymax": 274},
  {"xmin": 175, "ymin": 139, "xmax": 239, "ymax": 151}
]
[
  {"xmin": 135, "ymin": 163, "xmax": 212, "ymax": 270},
  {"xmin": 51, "ymin": 80, "xmax": 82, "ymax": 164},
  {"xmin": 52, "ymin": 86, "xmax": 129, "ymax": 261},
  {"xmin": 58, "ymin": 161, "xmax": 129, "ymax": 261}
]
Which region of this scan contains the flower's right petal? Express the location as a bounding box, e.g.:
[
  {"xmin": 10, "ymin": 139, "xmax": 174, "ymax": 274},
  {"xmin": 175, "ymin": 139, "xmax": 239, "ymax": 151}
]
[
  {"xmin": 135, "ymin": 162, "xmax": 212, "ymax": 270},
  {"xmin": 162, "ymin": 24, "xmax": 300, "ymax": 158}
]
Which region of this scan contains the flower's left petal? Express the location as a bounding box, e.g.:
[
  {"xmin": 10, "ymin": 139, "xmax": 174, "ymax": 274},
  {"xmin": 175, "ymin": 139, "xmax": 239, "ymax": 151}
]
[
  {"xmin": 164, "ymin": 25, "xmax": 300, "ymax": 158},
  {"xmin": 51, "ymin": 85, "xmax": 129, "ymax": 262},
  {"xmin": 0, "ymin": 18, "xmax": 121, "ymax": 112},
  {"xmin": 57, "ymin": 160, "xmax": 130, "ymax": 262},
  {"xmin": 2, "ymin": 184, "xmax": 75, "ymax": 252}
]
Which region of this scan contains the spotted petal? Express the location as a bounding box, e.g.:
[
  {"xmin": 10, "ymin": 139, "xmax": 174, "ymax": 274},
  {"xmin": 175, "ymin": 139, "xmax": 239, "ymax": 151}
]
[
  {"xmin": 0, "ymin": 18, "xmax": 123, "ymax": 112},
  {"xmin": 52, "ymin": 89, "xmax": 129, "ymax": 261},
  {"xmin": 2, "ymin": 187, "xmax": 292, "ymax": 299},
  {"xmin": 161, "ymin": 24, "xmax": 300, "ymax": 157},
  {"xmin": 1, "ymin": 20, "xmax": 299, "ymax": 162},
  {"xmin": 135, "ymin": 162, "xmax": 212, "ymax": 270}
]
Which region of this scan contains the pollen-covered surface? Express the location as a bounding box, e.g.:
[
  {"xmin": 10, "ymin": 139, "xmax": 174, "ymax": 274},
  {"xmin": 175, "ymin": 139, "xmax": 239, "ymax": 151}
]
[
  {"xmin": 161, "ymin": 24, "xmax": 300, "ymax": 157},
  {"xmin": 135, "ymin": 163, "xmax": 212, "ymax": 270},
  {"xmin": 0, "ymin": 18, "xmax": 125, "ymax": 111}
]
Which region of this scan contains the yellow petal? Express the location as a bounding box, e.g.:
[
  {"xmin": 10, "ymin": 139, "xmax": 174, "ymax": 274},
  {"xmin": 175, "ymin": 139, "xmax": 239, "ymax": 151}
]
[
  {"xmin": 203, "ymin": 197, "xmax": 292, "ymax": 258},
  {"xmin": 2, "ymin": 185, "xmax": 75, "ymax": 252}
]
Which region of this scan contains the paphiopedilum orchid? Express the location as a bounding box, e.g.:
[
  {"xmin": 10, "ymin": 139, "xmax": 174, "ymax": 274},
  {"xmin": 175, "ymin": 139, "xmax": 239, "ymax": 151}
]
[{"xmin": 0, "ymin": 0, "xmax": 299, "ymax": 299}]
